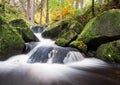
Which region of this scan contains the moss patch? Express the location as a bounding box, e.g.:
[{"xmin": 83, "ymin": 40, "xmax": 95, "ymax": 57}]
[
  {"xmin": 55, "ymin": 30, "xmax": 77, "ymax": 46},
  {"xmin": 42, "ymin": 20, "xmax": 83, "ymax": 39},
  {"xmin": 9, "ymin": 19, "xmax": 36, "ymax": 42},
  {"xmin": 0, "ymin": 16, "xmax": 24, "ymax": 60},
  {"xmin": 76, "ymin": 9, "xmax": 120, "ymax": 51},
  {"xmin": 96, "ymin": 40, "xmax": 120, "ymax": 63},
  {"xmin": 70, "ymin": 40, "xmax": 87, "ymax": 52}
]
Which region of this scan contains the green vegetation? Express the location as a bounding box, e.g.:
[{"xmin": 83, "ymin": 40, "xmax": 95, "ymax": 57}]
[
  {"xmin": 75, "ymin": 9, "xmax": 120, "ymax": 46},
  {"xmin": 70, "ymin": 40, "xmax": 87, "ymax": 52},
  {"xmin": 0, "ymin": 15, "xmax": 24, "ymax": 60},
  {"xmin": 97, "ymin": 40, "xmax": 120, "ymax": 63},
  {"xmin": 0, "ymin": 3, "xmax": 35, "ymax": 60},
  {"xmin": 10, "ymin": 19, "xmax": 36, "ymax": 42}
]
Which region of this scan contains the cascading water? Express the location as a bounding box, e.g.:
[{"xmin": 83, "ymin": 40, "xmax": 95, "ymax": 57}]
[{"xmin": 0, "ymin": 26, "xmax": 120, "ymax": 85}]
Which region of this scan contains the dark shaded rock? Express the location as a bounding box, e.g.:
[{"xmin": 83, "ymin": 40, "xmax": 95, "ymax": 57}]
[
  {"xmin": 96, "ymin": 40, "xmax": 120, "ymax": 63},
  {"xmin": 73, "ymin": 9, "xmax": 120, "ymax": 51},
  {"xmin": 70, "ymin": 40, "xmax": 87, "ymax": 53},
  {"xmin": 0, "ymin": 16, "xmax": 24, "ymax": 60},
  {"xmin": 9, "ymin": 19, "xmax": 37, "ymax": 42},
  {"xmin": 42, "ymin": 20, "xmax": 83, "ymax": 40},
  {"xmin": 55, "ymin": 30, "xmax": 77, "ymax": 46},
  {"xmin": 27, "ymin": 46, "xmax": 84, "ymax": 64}
]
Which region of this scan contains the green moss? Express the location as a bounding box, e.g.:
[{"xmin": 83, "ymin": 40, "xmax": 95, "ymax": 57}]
[
  {"xmin": 0, "ymin": 18, "xmax": 24, "ymax": 59},
  {"xmin": 96, "ymin": 40, "xmax": 120, "ymax": 63},
  {"xmin": 70, "ymin": 40, "xmax": 87, "ymax": 52},
  {"xmin": 9, "ymin": 19, "xmax": 36, "ymax": 42},
  {"xmin": 55, "ymin": 30, "xmax": 77, "ymax": 46},
  {"xmin": 77, "ymin": 9, "xmax": 120, "ymax": 44},
  {"xmin": 77, "ymin": 18, "xmax": 100, "ymax": 43},
  {"xmin": 42, "ymin": 19, "xmax": 83, "ymax": 39},
  {"xmin": 55, "ymin": 38, "xmax": 68, "ymax": 46}
]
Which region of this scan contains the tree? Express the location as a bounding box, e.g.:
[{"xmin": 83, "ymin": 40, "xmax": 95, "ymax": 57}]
[
  {"xmin": 39, "ymin": 0, "xmax": 45, "ymax": 25},
  {"xmin": 26, "ymin": 0, "xmax": 35, "ymax": 24},
  {"xmin": 46, "ymin": 0, "xmax": 49, "ymax": 24}
]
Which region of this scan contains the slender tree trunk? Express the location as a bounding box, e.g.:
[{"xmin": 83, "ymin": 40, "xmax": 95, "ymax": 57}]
[
  {"xmin": 26, "ymin": 0, "xmax": 35, "ymax": 24},
  {"xmin": 27, "ymin": 0, "xmax": 31, "ymax": 21},
  {"xmin": 46, "ymin": 0, "xmax": 49, "ymax": 24},
  {"xmin": 92, "ymin": 0, "xmax": 95, "ymax": 17},
  {"xmin": 40, "ymin": 0, "xmax": 44, "ymax": 25},
  {"xmin": 31, "ymin": 0, "xmax": 35, "ymax": 24},
  {"xmin": 40, "ymin": 7, "xmax": 43, "ymax": 25}
]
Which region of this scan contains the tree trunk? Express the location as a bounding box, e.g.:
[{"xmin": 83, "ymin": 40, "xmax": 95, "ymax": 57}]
[
  {"xmin": 39, "ymin": 0, "xmax": 44, "ymax": 25},
  {"xmin": 26, "ymin": 0, "xmax": 35, "ymax": 24},
  {"xmin": 46, "ymin": 0, "xmax": 49, "ymax": 24},
  {"xmin": 27, "ymin": 0, "xmax": 31, "ymax": 21},
  {"xmin": 31, "ymin": 0, "xmax": 35, "ymax": 24}
]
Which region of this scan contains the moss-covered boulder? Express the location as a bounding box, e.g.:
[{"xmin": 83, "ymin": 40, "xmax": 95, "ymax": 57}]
[
  {"xmin": 9, "ymin": 19, "xmax": 37, "ymax": 42},
  {"xmin": 42, "ymin": 20, "xmax": 83, "ymax": 39},
  {"xmin": 0, "ymin": 15, "xmax": 24, "ymax": 60},
  {"xmin": 74, "ymin": 9, "xmax": 120, "ymax": 51},
  {"xmin": 55, "ymin": 30, "xmax": 77, "ymax": 46},
  {"xmin": 70, "ymin": 40, "xmax": 87, "ymax": 52},
  {"xmin": 96, "ymin": 40, "xmax": 120, "ymax": 63}
]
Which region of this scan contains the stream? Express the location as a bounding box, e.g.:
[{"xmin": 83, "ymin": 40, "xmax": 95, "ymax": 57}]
[{"xmin": 0, "ymin": 26, "xmax": 120, "ymax": 85}]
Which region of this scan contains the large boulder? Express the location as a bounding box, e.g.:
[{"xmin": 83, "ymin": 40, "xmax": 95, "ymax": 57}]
[
  {"xmin": 96, "ymin": 40, "xmax": 120, "ymax": 63},
  {"xmin": 9, "ymin": 19, "xmax": 37, "ymax": 42},
  {"xmin": 72, "ymin": 9, "xmax": 120, "ymax": 51},
  {"xmin": 55, "ymin": 30, "xmax": 77, "ymax": 46},
  {"xmin": 42, "ymin": 20, "xmax": 83, "ymax": 40},
  {"xmin": 0, "ymin": 15, "xmax": 24, "ymax": 60}
]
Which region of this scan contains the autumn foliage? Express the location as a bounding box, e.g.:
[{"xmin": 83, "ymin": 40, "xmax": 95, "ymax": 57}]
[{"xmin": 53, "ymin": 1, "xmax": 74, "ymax": 21}]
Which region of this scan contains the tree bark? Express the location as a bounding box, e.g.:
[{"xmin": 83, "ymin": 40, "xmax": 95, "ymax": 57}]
[
  {"xmin": 26, "ymin": 0, "xmax": 35, "ymax": 24},
  {"xmin": 31, "ymin": 0, "xmax": 35, "ymax": 24},
  {"xmin": 27, "ymin": 0, "xmax": 31, "ymax": 21},
  {"xmin": 39, "ymin": 0, "xmax": 44, "ymax": 25},
  {"xmin": 46, "ymin": 0, "xmax": 49, "ymax": 24}
]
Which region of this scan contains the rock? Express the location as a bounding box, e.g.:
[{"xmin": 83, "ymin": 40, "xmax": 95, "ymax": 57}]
[
  {"xmin": 55, "ymin": 30, "xmax": 77, "ymax": 46},
  {"xmin": 42, "ymin": 20, "xmax": 83, "ymax": 39},
  {"xmin": 0, "ymin": 16, "xmax": 24, "ymax": 60},
  {"xmin": 74, "ymin": 9, "xmax": 120, "ymax": 51},
  {"xmin": 9, "ymin": 19, "xmax": 37, "ymax": 42},
  {"xmin": 69, "ymin": 40, "xmax": 87, "ymax": 53},
  {"xmin": 96, "ymin": 40, "xmax": 120, "ymax": 63}
]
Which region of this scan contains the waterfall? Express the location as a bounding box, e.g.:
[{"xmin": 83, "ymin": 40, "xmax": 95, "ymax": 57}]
[
  {"xmin": 0, "ymin": 26, "xmax": 120, "ymax": 85},
  {"xmin": 6, "ymin": 26, "xmax": 84, "ymax": 64}
]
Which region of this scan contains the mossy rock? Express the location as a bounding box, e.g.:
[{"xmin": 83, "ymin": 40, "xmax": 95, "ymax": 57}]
[
  {"xmin": 55, "ymin": 30, "xmax": 77, "ymax": 46},
  {"xmin": 96, "ymin": 40, "xmax": 120, "ymax": 63},
  {"xmin": 55, "ymin": 38, "xmax": 68, "ymax": 46},
  {"xmin": 42, "ymin": 20, "xmax": 83, "ymax": 39},
  {"xmin": 70, "ymin": 41, "xmax": 87, "ymax": 52},
  {"xmin": 0, "ymin": 16, "xmax": 24, "ymax": 60},
  {"xmin": 76, "ymin": 9, "xmax": 120, "ymax": 51},
  {"xmin": 9, "ymin": 19, "xmax": 36, "ymax": 42}
]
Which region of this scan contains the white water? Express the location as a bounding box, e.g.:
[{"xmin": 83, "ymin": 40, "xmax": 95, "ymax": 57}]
[
  {"xmin": 6, "ymin": 27, "xmax": 84, "ymax": 64},
  {"xmin": 0, "ymin": 27, "xmax": 120, "ymax": 85},
  {"xmin": 6, "ymin": 29, "xmax": 55, "ymax": 64}
]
